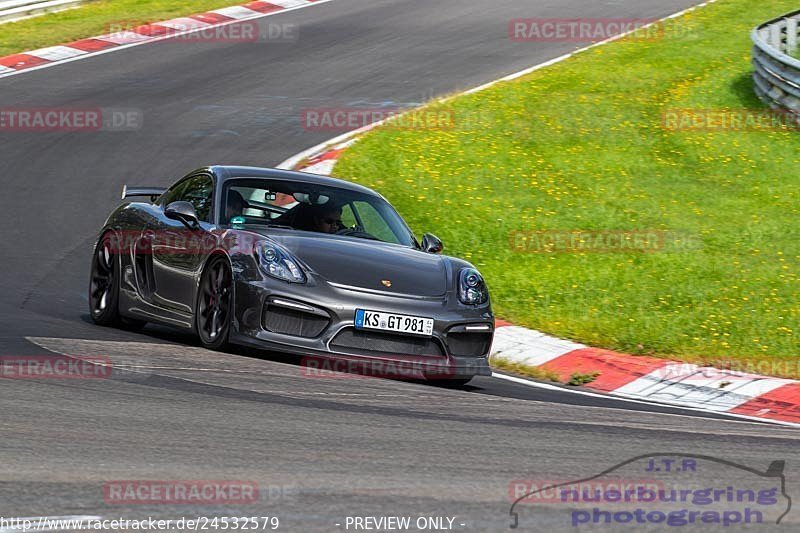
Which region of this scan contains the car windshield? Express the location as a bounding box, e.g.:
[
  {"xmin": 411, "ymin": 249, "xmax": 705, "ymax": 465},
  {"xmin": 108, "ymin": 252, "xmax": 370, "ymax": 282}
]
[{"xmin": 222, "ymin": 178, "xmax": 415, "ymax": 247}]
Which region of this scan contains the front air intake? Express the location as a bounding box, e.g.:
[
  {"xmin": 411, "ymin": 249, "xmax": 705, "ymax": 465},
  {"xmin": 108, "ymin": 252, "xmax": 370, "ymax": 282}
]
[{"xmin": 262, "ymin": 301, "xmax": 329, "ymax": 338}]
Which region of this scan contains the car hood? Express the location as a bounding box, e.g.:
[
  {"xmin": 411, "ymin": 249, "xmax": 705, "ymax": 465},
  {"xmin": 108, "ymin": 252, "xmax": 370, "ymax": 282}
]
[{"xmin": 259, "ymin": 231, "xmax": 448, "ymax": 297}]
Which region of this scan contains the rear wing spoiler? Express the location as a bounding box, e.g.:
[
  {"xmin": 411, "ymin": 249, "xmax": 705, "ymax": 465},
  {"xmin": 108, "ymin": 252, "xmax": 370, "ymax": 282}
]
[{"xmin": 121, "ymin": 185, "xmax": 166, "ymax": 202}]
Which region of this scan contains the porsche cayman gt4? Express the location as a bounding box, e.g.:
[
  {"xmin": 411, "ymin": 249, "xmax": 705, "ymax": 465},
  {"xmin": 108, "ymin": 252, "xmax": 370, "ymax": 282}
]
[{"xmin": 89, "ymin": 166, "xmax": 494, "ymax": 383}]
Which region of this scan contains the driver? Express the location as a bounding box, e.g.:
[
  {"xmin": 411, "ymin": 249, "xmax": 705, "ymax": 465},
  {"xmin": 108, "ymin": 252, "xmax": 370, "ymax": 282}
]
[
  {"xmin": 311, "ymin": 205, "xmax": 343, "ymax": 234},
  {"xmin": 225, "ymin": 190, "xmax": 247, "ymax": 223}
]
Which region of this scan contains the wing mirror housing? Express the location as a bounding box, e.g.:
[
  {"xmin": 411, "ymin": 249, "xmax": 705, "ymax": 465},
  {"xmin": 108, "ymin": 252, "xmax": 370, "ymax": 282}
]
[
  {"xmin": 165, "ymin": 201, "xmax": 200, "ymax": 230},
  {"xmin": 421, "ymin": 233, "xmax": 443, "ymax": 254}
]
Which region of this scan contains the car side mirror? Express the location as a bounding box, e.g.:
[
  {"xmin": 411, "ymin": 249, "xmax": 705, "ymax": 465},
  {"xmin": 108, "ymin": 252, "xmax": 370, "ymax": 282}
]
[
  {"xmin": 165, "ymin": 201, "xmax": 200, "ymax": 230},
  {"xmin": 421, "ymin": 233, "xmax": 443, "ymax": 254}
]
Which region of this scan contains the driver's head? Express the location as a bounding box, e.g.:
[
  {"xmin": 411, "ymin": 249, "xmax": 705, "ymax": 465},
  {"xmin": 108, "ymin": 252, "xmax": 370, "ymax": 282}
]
[
  {"xmin": 225, "ymin": 190, "xmax": 247, "ymax": 223},
  {"xmin": 312, "ymin": 205, "xmax": 343, "ymax": 234}
]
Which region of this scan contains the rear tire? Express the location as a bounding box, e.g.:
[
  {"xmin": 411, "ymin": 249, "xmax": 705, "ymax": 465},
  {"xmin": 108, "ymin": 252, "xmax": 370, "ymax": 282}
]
[
  {"xmin": 89, "ymin": 233, "xmax": 121, "ymax": 326},
  {"xmin": 196, "ymin": 256, "xmax": 232, "ymax": 350}
]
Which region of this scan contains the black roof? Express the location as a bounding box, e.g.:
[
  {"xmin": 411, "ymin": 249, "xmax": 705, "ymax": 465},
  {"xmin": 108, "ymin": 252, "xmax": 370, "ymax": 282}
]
[{"xmin": 210, "ymin": 166, "xmax": 380, "ymax": 197}]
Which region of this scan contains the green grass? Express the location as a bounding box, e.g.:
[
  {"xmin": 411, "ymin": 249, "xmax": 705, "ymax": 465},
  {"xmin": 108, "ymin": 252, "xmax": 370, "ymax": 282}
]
[
  {"xmin": 490, "ymin": 357, "xmax": 561, "ymax": 383},
  {"xmin": 566, "ymin": 371, "xmax": 600, "ymax": 387},
  {"xmin": 0, "ymin": 0, "xmax": 247, "ymax": 56},
  {"xmin": 335, "ymin": 0, "xmax": 800, "ymax": 377}
]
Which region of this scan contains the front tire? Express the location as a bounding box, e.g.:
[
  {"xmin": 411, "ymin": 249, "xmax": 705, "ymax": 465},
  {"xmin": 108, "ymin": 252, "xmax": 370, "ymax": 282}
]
[{"xmin": 196, "ymin": 256, "xmax": 232, "ymax": 350}]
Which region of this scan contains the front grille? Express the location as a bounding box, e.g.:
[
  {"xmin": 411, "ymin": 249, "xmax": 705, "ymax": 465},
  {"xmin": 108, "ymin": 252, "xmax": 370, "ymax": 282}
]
[
  {"xmin": 330, "ymin": 328, "xmax": 444, "ymax": 357},
  {"xmin": 262, "ymin": 305, "xmax": 329, "ymax": 338},
  {"xmin": 445, "ymin": 331, "xmax": 492, "ymax": 357}
]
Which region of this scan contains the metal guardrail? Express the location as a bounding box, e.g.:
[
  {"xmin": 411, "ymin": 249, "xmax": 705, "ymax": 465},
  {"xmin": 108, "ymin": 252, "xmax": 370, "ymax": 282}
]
[
  {"xmin": 751, "ymin": 9, "xmax": 800, "ymax": 117},
  {"xmin": 0, "ymin": 0, "xmax": 85, "ymax": 24}
]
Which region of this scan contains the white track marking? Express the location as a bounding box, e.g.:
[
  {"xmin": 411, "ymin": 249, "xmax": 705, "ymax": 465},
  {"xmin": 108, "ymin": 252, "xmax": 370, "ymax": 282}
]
[
  {"xmin": 25, "ymin": 45, "xmax": 87, "ymax": 61},
  {"xmin": 490, "ymin": 326, "xmax": 584, "ymax": 367},
  {"xmin": 300, "ymin": 159, "xmax": 337, "ymax": 174},
  {"xmin": 269, "ymin": 0, "xmax": 311, "ymax": 8},
  {"xmin": 154, "ymin": 17, "xmax": 212, "ymax": 31},
  {"xmin": 210, "ymin": 5, "xmax": 264, "ymax": 19}
]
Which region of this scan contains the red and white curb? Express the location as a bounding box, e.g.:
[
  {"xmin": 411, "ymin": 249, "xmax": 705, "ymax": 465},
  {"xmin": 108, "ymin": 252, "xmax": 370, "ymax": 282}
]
[
  {"xmin": 277, "ymin": 0, "xmax": 800, "ymax": 427},
  {"xmin": 490, "ymin": 324, "xmax": 800, "ymax": 425},
  {"xmin": 0, "ymin": 0, "xmax": 330, "ymax": 79}
]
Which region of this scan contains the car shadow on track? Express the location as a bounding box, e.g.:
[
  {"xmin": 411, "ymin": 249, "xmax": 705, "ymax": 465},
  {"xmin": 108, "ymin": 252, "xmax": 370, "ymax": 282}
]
[{"xmin": 78, "ymin": 314, "xmax": 481, "ymax": 391}]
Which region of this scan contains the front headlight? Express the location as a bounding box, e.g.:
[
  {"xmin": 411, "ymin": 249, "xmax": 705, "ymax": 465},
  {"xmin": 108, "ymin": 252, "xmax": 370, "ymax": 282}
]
[
  {"xmin": 256, "ymin": 242, "xmax": 306, "ymax": 283},
  {"xmin": 458, "ymin": 268, "xmax": 488, "ymax": 305}
]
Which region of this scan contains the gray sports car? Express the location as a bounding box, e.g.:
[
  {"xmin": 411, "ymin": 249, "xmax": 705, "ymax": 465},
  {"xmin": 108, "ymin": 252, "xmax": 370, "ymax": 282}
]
[{"xmin": 90, "ymin": 166, "xmax": 493, "ymax": 383}]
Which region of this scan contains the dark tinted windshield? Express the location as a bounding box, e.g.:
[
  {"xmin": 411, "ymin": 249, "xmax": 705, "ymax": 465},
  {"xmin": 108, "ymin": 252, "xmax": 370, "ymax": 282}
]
[{"xmin": 222, "ymin": 178, "xmax": 415, "ymax": 247}]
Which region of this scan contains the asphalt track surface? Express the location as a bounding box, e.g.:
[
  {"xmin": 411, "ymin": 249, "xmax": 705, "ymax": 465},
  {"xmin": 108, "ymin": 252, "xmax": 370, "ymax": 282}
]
[{"xmin": 1, "ymin": 0, "xmax": 798, "ymax": 531}]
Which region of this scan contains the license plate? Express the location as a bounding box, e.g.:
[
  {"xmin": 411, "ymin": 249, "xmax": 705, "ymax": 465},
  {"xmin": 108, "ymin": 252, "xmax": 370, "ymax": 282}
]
[{"xmin": 354, "ymin": 309, "xmax": 434, "ymax": 337}]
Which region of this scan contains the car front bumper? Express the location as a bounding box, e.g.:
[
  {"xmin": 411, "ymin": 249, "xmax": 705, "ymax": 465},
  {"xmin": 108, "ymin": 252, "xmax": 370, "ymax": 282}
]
[{"xmin": 231, "ymin": 276, "xmax": 494, "ymax": 380}]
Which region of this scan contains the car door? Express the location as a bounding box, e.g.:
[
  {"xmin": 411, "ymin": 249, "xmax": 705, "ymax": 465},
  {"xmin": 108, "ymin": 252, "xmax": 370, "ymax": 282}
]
[{"xmin": 150, "ymin": 173, "xmax": 215, "ymax": 314}]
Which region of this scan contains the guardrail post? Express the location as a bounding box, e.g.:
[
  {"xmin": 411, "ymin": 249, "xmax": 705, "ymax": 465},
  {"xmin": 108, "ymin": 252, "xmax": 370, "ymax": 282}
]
[
  {"xmin": 770, "ymin": 22, "xmax": 784, "ymax": 52},
  {"xmin": 788, "ymin": 18, "xmax": 798, "ymax": 55}
]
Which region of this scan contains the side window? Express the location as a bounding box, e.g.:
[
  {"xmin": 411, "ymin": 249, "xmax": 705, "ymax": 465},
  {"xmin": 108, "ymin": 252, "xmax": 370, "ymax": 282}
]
[
  {"xmin": 162, "ymin": 175, "xmax": 214, "ymax": 222},
  {"xmin": 180, "ymin": 175, "xmax": 214, "ymax": 222},
  {"xmin": 159, "ymin": 180, "xmax": 188, "ymax": 207}
]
